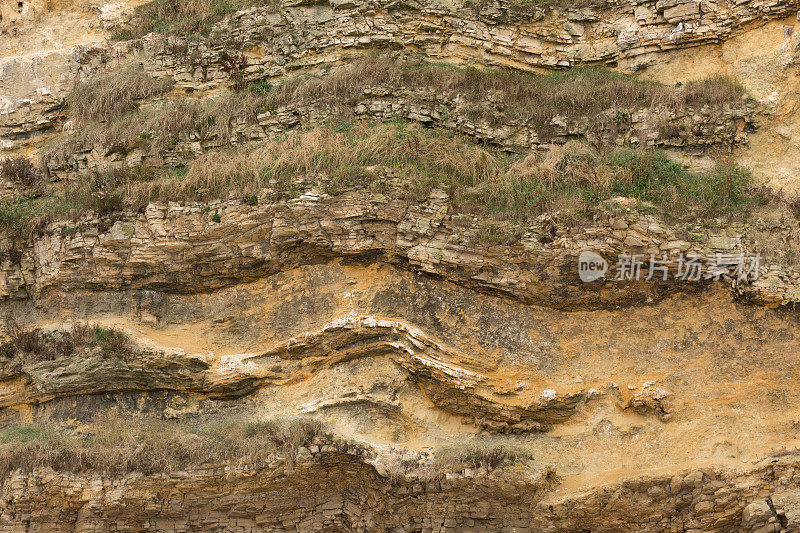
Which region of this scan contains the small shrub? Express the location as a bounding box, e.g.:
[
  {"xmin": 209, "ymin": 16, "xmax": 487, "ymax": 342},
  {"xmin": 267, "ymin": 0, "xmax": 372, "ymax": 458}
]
[
  {"xmin": 0, "ymin": 343, "xmax": 14, "ymax": 360},
  {"xmin": 0, "ymin": 322, "xmax": 135, "ymax": 371},
  {"xmin": 284, "ymin": 418, "xmax": 325, "ymax": 448},
  {"xmin": 434, "ymin": 441, "xmax": 532, "ymax": 471},
  {"xmin": 0, "ymin": 320, "xmax": 56, "ymax": 371},
  {"xmin": 245, "ymin": 79, "xmax": 272, "ymax": 96},
  {"xmin": 0, "ymin": 157, "xmax": 42, "ymax": 188},
  {"xmin": 90, "ymin": 194, "xmax": 125, "ymax": 218},
  {"xmin": 220, "ymin": 51, "xmax": 249, "ymax": 90},
  {"xmin": 5, "ymin": 248, "xmax": 23, "ymax": 265},
  {"xmin": 8, "ymin": 320, "xmax": 49, "ymax": 358},
  {"xmin": 81, "ymin": 324, "xmax": 134, "ymax": 359}
]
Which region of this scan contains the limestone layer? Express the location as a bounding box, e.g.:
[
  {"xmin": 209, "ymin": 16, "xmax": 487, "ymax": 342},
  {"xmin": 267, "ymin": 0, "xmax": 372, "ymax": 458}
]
[
  {"xmin": 1, "ymin": 443, "xmax": 799, "ymax": 533},
  {"xmin": 2, "ymin": 188, "xmax": 798, "ymax": 308}
]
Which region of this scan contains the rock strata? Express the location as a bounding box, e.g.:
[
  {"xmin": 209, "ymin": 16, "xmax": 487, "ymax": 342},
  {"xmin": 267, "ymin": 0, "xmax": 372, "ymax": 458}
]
[
  {"xmin": 1, "ymin": 442, "xmax": 799, "ymax": 532},
  {"xmin": 2, "ymin": 188, "xmax": 797, "ymax": 309}
]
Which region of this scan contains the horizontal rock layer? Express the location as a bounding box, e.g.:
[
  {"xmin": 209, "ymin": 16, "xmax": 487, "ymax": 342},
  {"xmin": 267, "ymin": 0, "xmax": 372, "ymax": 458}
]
[
  {"xmin": 2, "ymin": 188, "xmax": 798, "ymax": 308},
  {"xmin": 1, "ymin": 442, "xmax": 799, "ymax": 532},
  {"xmin": 3, "ymin": 0, "xmax": 792, "ymax": 153},
  {"xmin": 144, "ymin": 0, "xmax": 800, "ymax": 88}
]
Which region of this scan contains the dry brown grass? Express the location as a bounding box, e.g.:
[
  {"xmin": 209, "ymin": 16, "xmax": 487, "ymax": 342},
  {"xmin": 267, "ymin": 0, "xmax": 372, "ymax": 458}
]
[
  {"xmin": 46, "ymin": 66, "xmax": 177, "ymax": 171},
  {"xmin": 381, "ymin": 438, "xmax": 534, "ymax": 481},
  {"xmin": 0, "ymin": 157, "xmax": 43, "ymax": 188},
  {"xmin": 48, "ymin": 121, "xmax": 757, "ymax": 229},
  {"xmin": 83, "ymin": 99, "xmax": 203, "ymax": 155},
  {"xmin": 67, "ymin": 66, "xmax": 173, "ymax": 124},
  {"xmin": 0, "ymin": 321, "xmax": 135, "ymax": 372},
  {"xmin": 0, "ymin": 416, "xmax": 325, "ymax": 481},
  {"xmin": 265, "ymin": 55, "xmax": 747, "ymax": 138},
  {"xmin": 433, "ymin": 441, "xmax": 532, "ymax": 471},
  {"xmin": 671, "ymin": 75, "xmax": 750, "ymax": 108},
  {"xmin": 113, "ymin": 122, "xmax": 496, "ymax": 205},
  {"xmin": 47, "ymin": 83, "xmax": 262, "ymax": 165}
]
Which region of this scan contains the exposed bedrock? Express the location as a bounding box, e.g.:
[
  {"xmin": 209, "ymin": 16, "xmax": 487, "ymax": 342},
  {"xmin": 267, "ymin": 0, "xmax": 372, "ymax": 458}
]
[
  {"xmin": 4, "ymin": 257, "xmax": 800, "ymax": 472},
  {"xmin": 1, "ymin": 431, "xmax": 800, "ymax": 531},
  {"xmin": 2, "ymin": 0, "xmax": 800, "ymax": 529},
  {"xmin": 2, "ymin": 188, "xmax": 798, "ymax": 309},
  {"xmin": 4, "ymin": 0, "xmax": 799, "ymax": 156},
  {"xmin": 3, "ymin": 219, "xmax": 800, "ymax": 529},
  {"xmin": 128, "ymin": 0, "xmax": 800, "ymax": 87}
]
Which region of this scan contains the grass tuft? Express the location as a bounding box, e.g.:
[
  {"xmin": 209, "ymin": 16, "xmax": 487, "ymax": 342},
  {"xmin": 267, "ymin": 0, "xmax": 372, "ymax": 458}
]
[
  {"xmin": 46, "ymin": 75, "xmax": 261, "ymax": 166},
  {"xmin": 433, "ymin": 440, "xmax": 532, "ymax": 470},
  {"xmin": 67, "ymin": 66, "xmax": 174, "ymax": 124},
  {"xmin": 0, "ymin": 321, "xmax": 135, "ymax": 372},
  {"xmin": 0, "ymin": 416, "xmax": 325, "ymax": 481},
  {"xmin": 0, "ymin": 195, "xmax": 81, "ymax": 241},
  {"xmin": 381, "ymin": 438, "xmax": 534, "ymax": 481}
]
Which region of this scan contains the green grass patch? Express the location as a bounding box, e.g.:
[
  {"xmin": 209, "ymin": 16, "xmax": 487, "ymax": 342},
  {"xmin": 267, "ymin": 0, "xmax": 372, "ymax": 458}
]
[
  {"xmin": 0, "ymin": 195, "xmax": 85, "ymax": 240},
  {"xmin": 0, "ymin": 426, "xmax": 52, "ymax": 445},
  {"xmin": 604, "ymin": 150, "xmax": 754, "ymax": 216}
]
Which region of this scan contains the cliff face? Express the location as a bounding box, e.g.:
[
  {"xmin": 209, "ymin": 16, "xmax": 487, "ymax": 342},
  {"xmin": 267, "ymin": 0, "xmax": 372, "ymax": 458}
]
[
  {"xmin": 2, "ymin": 188, "xmax": 799, "ymax": 307},
  {"xmin": 3, "ymin": 448, "xmax": 800, "ymax": 532},
  {"xmin": 2, "ymin": 0, "xmax": 800, "ymax": 531},
  {"xmin": 4, "ymin": 0, "xmax": 799, "ymax": 184}
]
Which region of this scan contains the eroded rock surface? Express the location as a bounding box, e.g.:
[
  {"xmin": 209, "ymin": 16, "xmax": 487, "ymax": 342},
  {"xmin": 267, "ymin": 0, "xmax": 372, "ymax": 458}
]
[
  {"xmin": 2, "ymin": 188, "xmax": 797, "ymax": 308},
  {"xmin": 3, "ymin": 0, "xmax": 800, "ymax": 531}
]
